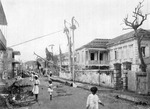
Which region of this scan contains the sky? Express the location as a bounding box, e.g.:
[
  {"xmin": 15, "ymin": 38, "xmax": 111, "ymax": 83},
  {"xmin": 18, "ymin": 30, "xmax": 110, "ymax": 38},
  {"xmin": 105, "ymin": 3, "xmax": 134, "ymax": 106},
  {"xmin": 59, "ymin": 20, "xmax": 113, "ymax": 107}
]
[{"xmin": 1, "ymin": 0, "xmax": 150, "ymax": 62}]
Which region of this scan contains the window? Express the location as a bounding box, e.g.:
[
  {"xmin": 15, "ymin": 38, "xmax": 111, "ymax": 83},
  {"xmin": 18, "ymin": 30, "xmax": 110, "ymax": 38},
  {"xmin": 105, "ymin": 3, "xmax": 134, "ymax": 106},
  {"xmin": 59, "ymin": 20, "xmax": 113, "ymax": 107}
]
[
  {"xmin": 141, "ymin": 46, "xmax": 145, "ymax": 57},
  {"xmin": 129, "ymin": 44, "xmax": 133, "ymax": 58},
  {"xmin": 118, "ymin": 47, "xmax": 122, "ymax": 59},
  {"xmin": 115, "ymin": 51, "xmax": 118, "ymax": 59},
  {"xmin": 110, "ymin": 49, "xmax": 113, "ymax": 60},
  {"xmin": 100, "ymin": 53, "xmax": 103, "ymax": 61},
  {"xmin": 90, "ymin": 53, "xmax": 94, "ymax": 60},
  {"xmin": 123, "ymin": 46, "xmax": 127, "ymax": 59},
  {"xmin": 78, "ymin": 53, "xmax": 80, "ymax": 62}
]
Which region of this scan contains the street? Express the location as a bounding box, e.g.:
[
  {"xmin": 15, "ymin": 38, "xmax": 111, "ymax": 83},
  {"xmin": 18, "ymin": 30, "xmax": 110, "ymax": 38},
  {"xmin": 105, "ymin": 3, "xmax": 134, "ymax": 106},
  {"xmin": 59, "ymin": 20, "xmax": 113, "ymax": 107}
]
[{"xmin": 22, "ymin": 77, "xmax": 150, "ymax": 109}]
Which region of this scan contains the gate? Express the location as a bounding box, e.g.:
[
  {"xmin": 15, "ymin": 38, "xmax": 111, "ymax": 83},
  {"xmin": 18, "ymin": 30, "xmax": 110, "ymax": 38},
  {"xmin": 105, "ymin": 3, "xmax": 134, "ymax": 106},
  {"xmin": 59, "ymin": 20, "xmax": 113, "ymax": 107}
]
[{"xmin": 137, "ymin": 74, "xmax": 148, "ymax": 94}]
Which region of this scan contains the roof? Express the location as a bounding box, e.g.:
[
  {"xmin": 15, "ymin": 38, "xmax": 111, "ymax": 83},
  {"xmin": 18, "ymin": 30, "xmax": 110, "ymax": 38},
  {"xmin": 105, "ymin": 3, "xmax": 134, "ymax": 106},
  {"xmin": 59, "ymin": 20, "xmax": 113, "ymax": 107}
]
[
  {"xmin": 107, "ymin": 31, "xmax": 135, "ymax": 46},
  {"xmin": 107, "ymin": 29, "xmax": 150, "ymax": 46},
  {"xmin": 76, "ymin": 38, "xmax": 110, "ymax": 51},
  {"xmin": 13, "ymin": 51, "xmax": 21, "ymax": 55},
  {"xmin": 0, "ymin": 1, "xmax": 7, "ymax": 25}
]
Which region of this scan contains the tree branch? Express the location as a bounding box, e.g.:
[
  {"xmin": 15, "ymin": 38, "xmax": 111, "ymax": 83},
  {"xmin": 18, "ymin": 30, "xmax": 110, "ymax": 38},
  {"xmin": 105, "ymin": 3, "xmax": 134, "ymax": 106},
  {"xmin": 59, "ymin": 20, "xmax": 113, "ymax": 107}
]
[
  {"xmin": 124, "ymin": 16, "xmax": 132, "ymax": 27},
  {"xmin": 122, "ymin": 28, "xmax": 132, "ymax": 30}
]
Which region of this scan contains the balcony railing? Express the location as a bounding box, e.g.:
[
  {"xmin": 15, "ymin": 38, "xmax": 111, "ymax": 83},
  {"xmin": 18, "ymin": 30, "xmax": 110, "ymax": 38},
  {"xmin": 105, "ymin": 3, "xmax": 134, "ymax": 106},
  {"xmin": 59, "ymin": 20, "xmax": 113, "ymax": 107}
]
[{"xmin": 86, "ymin": 60, "xmax": 109, "ymax": 65}]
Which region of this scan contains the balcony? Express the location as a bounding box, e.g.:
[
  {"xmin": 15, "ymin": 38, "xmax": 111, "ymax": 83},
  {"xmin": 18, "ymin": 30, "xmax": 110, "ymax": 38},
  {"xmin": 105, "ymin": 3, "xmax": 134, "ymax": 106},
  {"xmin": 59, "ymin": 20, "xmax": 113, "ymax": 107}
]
[
  {"xmin": 0, "ymin": 30, "xmax": 6, "ymax": 50},
  {"xmin": 86, "ymin": 60, "xmax": 109, "ymax": 65}
]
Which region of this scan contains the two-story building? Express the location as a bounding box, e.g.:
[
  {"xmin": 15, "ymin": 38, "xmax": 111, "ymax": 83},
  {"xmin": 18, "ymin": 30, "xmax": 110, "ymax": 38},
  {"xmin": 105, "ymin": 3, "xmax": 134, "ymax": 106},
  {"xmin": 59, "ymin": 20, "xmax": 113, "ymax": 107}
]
[
  {"xmin": 75, "ymin": 39, "xmax": 110, "ymax": 70},
  {"xmin": 75, "ymin": 29, "xmax": 150, "ymax": 71},
  {"xmin": 107, "ymin": 29, "xmax": 150, "ymax": 71},
  {"xmin": 74, "ymin": 29, "xmax": 150, "ymax": 93}
]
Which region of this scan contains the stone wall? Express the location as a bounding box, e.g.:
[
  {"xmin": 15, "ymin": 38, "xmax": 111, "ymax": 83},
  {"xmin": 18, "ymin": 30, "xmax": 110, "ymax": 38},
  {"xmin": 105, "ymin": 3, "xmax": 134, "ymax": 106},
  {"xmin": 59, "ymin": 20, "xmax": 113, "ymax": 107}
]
[
  {"xmin": 59, "ymin": 70, "xmax": 114, "ymax": 87},
  {"xmin": 59, "ymin": 70, "xmax": 72, "ymax": 80},
  {"xmin": 75, "ymin": 70, "xmax": 99, "ymax": 85},
  {"xmin": 128, "ymin": 71, "xmax": 136, "ymax": 91}
]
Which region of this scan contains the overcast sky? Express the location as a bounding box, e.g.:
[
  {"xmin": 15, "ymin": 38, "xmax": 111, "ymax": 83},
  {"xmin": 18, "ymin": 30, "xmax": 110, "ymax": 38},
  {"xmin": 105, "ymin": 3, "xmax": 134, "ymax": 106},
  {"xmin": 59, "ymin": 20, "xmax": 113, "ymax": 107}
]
[{"xmin": 1, "ymin": 0, "xmax": 150, "ymax": 62}]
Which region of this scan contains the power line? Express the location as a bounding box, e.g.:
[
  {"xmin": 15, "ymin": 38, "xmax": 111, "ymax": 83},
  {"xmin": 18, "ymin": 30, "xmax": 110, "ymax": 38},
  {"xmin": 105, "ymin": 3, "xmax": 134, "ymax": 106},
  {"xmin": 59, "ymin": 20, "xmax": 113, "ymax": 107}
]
[{"xmin": 9, "ymin": 29, "xmax": 63, "ymax": 47}]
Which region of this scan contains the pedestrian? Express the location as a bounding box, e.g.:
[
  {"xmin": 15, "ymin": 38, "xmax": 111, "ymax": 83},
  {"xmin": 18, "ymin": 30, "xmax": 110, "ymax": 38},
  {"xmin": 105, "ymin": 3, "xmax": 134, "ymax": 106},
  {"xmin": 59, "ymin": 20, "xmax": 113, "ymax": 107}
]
[
  {"xmin": 32, "ymin": 75, "xmax": 40, "ymax": 101},
  {"xmin": 30, "ymin": 73, "xmax": 34, "ymax": 81},
  {"xmin": 47, "ymin": 80, "xmax": 53, "ymax": 100},
  {"xmin": 86, "ymin": 86, "xmax": 104, "ymax": 109}
]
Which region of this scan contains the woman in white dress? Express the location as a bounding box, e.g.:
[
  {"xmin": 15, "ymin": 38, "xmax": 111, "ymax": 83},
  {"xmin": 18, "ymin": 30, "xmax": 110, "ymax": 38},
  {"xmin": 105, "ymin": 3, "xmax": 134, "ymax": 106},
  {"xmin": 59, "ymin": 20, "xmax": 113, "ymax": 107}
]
[{"xmin": 32, "ymin": 75, "xmax": 40, "ymax": 101}]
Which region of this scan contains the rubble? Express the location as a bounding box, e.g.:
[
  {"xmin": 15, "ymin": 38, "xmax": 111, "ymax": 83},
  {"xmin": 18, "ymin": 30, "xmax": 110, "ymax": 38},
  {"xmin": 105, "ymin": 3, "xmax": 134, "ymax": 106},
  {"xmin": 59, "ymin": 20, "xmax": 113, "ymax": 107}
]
[{"xmin": 0, "ymin": 78, "xmax": 35, "ymax": 109}]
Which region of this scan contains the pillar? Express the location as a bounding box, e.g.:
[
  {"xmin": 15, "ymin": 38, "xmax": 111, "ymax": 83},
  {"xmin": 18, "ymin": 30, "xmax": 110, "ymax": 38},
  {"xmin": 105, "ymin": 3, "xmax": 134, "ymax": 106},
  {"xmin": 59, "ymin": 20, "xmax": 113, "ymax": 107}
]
[
  {"xmin": 113, "ymin": 63, "xmax": 121, "ymax": 90},
  {"xmin": 0, "ymin": 51, "xmax": 4, "ymax": 85},
  {"xmin": 98, "ymin": 51, "xmax": 100, "ymax": 64},
  {"xmin": 122, "ymin": 62, "xmax": 132, "ymax": 90}
]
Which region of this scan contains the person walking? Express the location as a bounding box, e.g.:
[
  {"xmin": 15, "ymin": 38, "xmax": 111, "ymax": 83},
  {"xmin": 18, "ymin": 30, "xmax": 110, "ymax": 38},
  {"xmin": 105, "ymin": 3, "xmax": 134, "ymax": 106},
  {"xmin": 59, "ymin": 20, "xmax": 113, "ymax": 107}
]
[
  {"xmin": 32, "ymin": 75, "xmax": 40, "ymax": 101},
  {"xmin": 86, "ymin": 87, "xmax": 104, "ymax": 109},
  {"xmin": 48, "ymin": 80, "xmax": 53, "ymax": 100}
]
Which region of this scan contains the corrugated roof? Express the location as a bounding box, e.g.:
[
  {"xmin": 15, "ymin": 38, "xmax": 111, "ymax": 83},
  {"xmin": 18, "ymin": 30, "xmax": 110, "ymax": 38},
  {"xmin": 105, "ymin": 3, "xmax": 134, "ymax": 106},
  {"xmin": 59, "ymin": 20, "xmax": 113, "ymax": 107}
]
[{"xmin": 76, "ymin": 39, "xmax": 110, "ymax": 51}]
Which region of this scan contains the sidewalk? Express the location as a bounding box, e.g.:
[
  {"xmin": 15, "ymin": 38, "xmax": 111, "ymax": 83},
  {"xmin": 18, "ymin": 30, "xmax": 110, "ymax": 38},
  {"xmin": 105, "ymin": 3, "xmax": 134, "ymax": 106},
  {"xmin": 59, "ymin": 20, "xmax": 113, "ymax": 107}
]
[{"xmin": 51, "ymin": 76, "xmax": 150, "ymax": 105}]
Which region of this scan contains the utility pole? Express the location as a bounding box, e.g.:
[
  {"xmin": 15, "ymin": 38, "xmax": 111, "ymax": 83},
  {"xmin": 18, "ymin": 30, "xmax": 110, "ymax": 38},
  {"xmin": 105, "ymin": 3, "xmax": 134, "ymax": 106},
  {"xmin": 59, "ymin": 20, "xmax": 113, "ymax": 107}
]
[
  {"xmin": 49, "ymin": 44, "xmax": 54, "ymax": 74},
  {"xmin": 70, "ymin": 16, "xmax": 79, "ymax": 83},
  {"xmin": 49, "ymin": 44, "xmax": 54, "ymax": 61},
  {"xmin": 64, "ymin": 20, "xmax": 72, "ymax": 76}
]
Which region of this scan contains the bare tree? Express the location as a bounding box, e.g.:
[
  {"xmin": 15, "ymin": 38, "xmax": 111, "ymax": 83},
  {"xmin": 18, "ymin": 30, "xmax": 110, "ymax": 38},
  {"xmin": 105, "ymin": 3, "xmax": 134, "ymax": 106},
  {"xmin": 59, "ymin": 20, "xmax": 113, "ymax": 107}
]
[{"xmin": 123, "ymin": 0, "xmax": 149, "ymax": 72}]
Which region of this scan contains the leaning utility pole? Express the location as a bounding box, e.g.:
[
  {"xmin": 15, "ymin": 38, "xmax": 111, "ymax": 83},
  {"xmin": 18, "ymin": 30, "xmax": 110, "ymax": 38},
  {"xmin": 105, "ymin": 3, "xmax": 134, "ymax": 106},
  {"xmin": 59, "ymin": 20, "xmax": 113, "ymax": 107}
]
[
  {"xmin": 70, "ymin": 17, "xmax": 79, "ymax": 83},
  {"xmin": 64, "ymin": 20, "xmax": 72, "ymax": 76}
]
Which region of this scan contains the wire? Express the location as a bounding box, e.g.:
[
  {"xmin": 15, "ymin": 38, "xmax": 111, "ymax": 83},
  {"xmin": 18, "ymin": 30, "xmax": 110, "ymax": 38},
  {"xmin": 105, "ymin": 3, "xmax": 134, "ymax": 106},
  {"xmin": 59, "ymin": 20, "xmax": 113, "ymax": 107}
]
[{"xmin": 9, "ymin": 29, "xmax": 63, "ymax": 47}]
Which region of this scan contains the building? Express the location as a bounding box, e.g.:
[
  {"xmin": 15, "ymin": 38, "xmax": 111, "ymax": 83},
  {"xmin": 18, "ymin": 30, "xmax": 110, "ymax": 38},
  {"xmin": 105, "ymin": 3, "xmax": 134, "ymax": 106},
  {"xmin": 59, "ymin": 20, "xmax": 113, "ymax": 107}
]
[
  {"xmin": 70, "ymin": 29, "xmax": 150, "ymax": 93},
  {"xmin": 107, "ymin": 29, "xmax": 150, "ymax": 70},
  {"xmin": 75, "ymin": 29, "xmax": 150, "ymax": 71},
  {"xmin": 0, "ymin": 1, "xmax": 7, "ymax": 85},
  {"xmin": 3, "ymin": 48, "xmax": 21, "ymax": 78},
  {"xmin": 75, "ymin": 39, "xmax": 110, "ymax": 70}
]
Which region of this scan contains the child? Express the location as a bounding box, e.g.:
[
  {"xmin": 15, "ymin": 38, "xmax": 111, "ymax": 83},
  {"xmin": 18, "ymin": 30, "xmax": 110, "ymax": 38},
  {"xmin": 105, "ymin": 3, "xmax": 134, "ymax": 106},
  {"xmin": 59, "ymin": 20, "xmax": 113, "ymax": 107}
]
[
  {"xmin": 86, "ymin": 87, "xmax": 104, "ymax": 109},
  {"xmin": 32, "ymin": 75, "xmax": 40, "ymax": 101},
  {"xmin": 48, "ymin": 80, "xmax": 53, "ymax": 100}
]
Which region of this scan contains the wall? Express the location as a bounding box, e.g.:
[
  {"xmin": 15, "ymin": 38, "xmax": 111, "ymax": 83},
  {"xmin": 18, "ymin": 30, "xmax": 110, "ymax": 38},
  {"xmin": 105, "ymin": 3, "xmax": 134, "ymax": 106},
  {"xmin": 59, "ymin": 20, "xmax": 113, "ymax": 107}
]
[
  {"xmin": 59, "ymin": 69, "xmax": 114, "ymax": 87},
  {"xmin": 147, "ymin": 65, "xmax": 150, "ymax": 94},
  {"xmin": 76, "ymin": 48, "xmax": 86, "ymax": 67},
  {"xmin": 108, "ymin": 40, "xmax": 137, "ymax": 70},
  {"xmin": 59, "ymin": 70, "xmax": 72, "ymax": 80},
  {"xmin": 75, "ymin": 70, "xmax": 99, "ymax": 84},
  {"xmin": 99, "ymin": 72, "xmax": 113, "ymax": 87},
  {"xmin": 128, "ymin": 71, "xmax": 137, "ymax": 91}
]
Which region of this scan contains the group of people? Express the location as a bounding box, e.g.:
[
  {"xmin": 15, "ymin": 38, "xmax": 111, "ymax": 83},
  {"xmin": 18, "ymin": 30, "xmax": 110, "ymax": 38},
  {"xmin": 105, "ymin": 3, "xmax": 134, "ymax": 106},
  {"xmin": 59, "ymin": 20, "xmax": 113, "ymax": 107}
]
[{"xmin": 31, "ymin": 73, "xmax": 105, "ymax": 109}]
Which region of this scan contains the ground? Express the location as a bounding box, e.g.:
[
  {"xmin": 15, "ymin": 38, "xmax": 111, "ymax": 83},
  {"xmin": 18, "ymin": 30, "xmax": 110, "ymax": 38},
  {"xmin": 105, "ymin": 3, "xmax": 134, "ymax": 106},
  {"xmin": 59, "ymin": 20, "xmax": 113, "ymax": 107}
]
[{"xmin": 14, "ymin": 77, "xmax": 150, "ymax": 109}]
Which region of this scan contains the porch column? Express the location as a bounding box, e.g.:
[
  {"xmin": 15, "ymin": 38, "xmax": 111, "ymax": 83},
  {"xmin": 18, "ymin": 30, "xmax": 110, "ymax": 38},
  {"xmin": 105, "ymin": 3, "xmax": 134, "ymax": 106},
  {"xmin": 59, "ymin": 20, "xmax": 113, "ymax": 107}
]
[
  {"xmin": 98, "ymin": 51, "xmax": 100, "ymax": 64},
  {"xmin": 88, "ymin": 50, "xmax": 90, "ymax": 61}
]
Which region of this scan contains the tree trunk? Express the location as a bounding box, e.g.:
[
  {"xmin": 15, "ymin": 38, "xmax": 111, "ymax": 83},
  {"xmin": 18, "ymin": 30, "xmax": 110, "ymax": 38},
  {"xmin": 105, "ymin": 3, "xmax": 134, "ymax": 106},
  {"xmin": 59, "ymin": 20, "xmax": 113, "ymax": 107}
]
[{"xmin": 136, "ymin": 31, "xmax": 147, "ymax": 72}]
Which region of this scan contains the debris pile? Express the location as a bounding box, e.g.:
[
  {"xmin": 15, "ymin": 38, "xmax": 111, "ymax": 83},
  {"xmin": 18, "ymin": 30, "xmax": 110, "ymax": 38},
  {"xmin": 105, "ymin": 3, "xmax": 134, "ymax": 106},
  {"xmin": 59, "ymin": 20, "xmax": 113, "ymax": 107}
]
[{"xmin": 0, "ymin": 78, "xmax": 35, "ymax": 109}]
